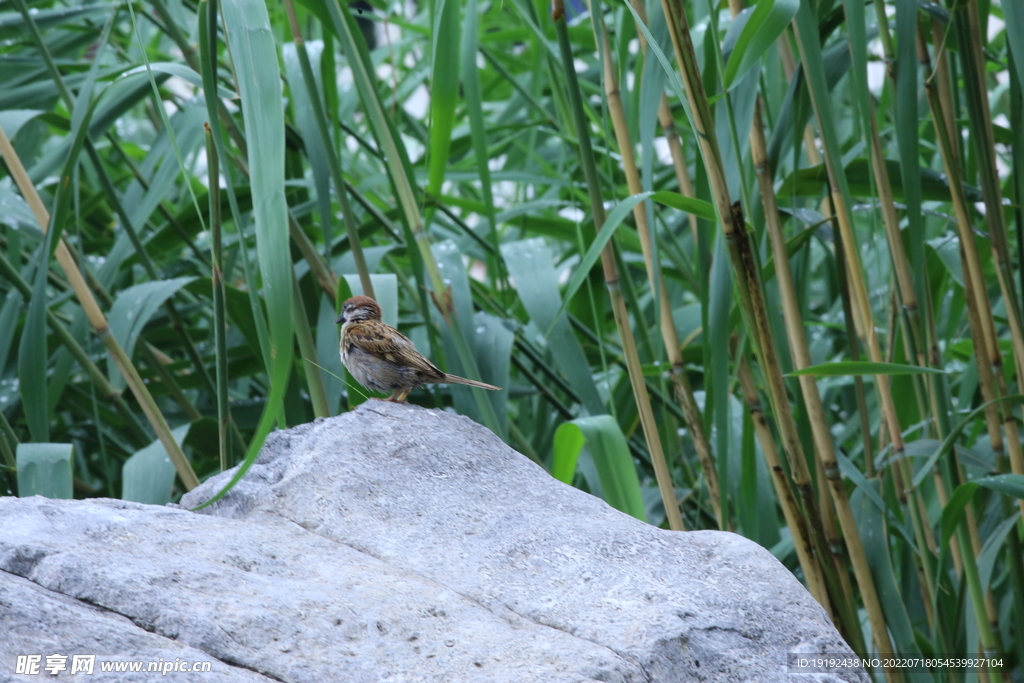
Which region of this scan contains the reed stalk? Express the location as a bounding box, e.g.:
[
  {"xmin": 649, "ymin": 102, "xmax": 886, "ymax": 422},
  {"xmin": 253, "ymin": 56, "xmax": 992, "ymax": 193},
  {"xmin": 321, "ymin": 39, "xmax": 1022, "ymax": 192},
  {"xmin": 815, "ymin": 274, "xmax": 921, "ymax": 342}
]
[
  {"xmin": 650, "ymin": 0, "xmax": 856, "ymax": 624},
  {"xmin": 627, "ymin": 0, "xmax": 698, "ymax": 244},
  {"xmin": 834, "ymin": 0, "xmax": 946, "ymax": 643},
  {"xmin": 0, "ymin": 250, "xmax": 152, "ymax": 446},
  {"xmin": 553, "ymin": 0, "xmax": 683, "ymax": 531},
  {"xmin": 908, "ymin": 6, "xmax": 1008, "ymax": 657},
  {"xmin": 322, "ymin": 0, "xmax": 445, "ymax": 297},
  {"xmin": 748, "ymin": 99, "xmax": 880, "ymax": 659},
  {"xmin": 289, "ymin": 213, "xmax": 339, "ymax": 301},
  {"xmin": 588, "ymin": 5, "xmax": 721, "ymax": 528},
  {"xmin": 736, "ymin": 359, "xmax": 834, "ymax": 619},
  {"xmin": 0, "ymin": 411, "xmax": 18, "ymax": 471},
  {"xmin": 950, "ymin": 1, "xmax": 1024, "ymax": 516},
  {"xmin": 954, "ymin": 0, "xmax": 1024, "ymax": 379},
  {"xmin": 282, "ymin": 0, "xmax": 374, "ymax": 299},
  {"xmin": 920, "ymin": 12, "xmax": 1024, "ymax": 520},
  {"xmin": 293, "ymin": 276, "xmax": 331, "ymax": 419},
  {"xmin": 206, "ymin": 123, "xmax": 232, "ymax": 471},
  {"xmin": 0, "ymin": 125, "xmax": 199, "ymax": 490}
]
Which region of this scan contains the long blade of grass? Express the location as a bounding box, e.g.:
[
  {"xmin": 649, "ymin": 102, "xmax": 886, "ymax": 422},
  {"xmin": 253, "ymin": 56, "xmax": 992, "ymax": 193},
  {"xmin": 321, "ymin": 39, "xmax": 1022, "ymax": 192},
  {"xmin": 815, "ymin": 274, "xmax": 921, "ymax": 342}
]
[
  {"xmin": 425, "ymin": 0, "xmax": 461, "ymax": 197},
  {"xmin": 195, "ymin": 0, "xmax": 295, "ymax": 507}
]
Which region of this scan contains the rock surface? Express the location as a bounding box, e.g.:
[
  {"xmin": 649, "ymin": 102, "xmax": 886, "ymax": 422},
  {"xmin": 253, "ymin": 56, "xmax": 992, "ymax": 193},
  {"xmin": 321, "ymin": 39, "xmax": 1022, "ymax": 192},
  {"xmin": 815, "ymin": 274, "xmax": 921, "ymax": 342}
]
[{"xmin": 1, "ymin": 401, "xmax": 865, "ymax": 682}]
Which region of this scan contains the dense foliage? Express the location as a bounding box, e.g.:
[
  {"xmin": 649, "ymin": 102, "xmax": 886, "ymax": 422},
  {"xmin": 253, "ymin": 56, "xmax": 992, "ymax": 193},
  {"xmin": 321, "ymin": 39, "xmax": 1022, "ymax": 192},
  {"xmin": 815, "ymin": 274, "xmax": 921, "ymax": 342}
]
[{"xmin": 2, "ymin": 0, "xmax": 1024, "ymax": 677}]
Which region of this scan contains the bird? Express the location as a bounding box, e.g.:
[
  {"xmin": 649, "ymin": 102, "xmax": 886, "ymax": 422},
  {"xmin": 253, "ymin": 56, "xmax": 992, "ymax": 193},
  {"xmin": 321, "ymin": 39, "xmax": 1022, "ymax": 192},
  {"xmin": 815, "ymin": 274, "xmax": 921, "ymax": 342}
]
[{"xmin": 336, "ymin": 295, "xmax": 500, "ymax": 402}]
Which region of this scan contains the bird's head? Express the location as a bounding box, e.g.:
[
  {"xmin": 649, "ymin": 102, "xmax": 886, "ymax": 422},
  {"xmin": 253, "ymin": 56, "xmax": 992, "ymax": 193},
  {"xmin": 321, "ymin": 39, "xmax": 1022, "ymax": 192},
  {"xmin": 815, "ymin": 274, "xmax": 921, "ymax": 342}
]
[{"xmin": 336, "ymin": 295, "xmax": 382, "ymax": 325}]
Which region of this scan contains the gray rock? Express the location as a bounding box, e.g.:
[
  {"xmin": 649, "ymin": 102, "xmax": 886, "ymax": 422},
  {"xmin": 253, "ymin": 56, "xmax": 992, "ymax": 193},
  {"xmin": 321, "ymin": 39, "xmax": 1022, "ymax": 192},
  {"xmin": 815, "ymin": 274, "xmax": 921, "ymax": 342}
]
[
  {"xmin": 0, "ymin": 570, "xmax": 268, "ymax": 682},
  {"xmin": 1, "ymin": 401, "xmax": 865, "ymax": 682}
]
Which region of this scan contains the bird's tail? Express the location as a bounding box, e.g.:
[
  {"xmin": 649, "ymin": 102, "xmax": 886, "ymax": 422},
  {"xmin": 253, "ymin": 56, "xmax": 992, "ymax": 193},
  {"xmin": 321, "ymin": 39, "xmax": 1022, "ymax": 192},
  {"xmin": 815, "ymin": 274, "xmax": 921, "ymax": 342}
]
[{"xmin": 442, "ymin": 374, "xmax": 501, "ymax": 391}]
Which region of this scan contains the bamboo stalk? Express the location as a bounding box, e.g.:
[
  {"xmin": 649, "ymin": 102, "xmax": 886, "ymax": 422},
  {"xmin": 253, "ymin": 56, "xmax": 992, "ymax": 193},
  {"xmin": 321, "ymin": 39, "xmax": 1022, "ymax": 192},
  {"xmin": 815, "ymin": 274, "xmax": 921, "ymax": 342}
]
[
  {"xmin": 553, "ymin": 0, "xmax": 683, "ymax": 531},
  {"xmin": 0, "ymin": 124, "xmax": 200, "ymax": 490},
  {"xmin": 736, "ymin": 359, "xmax": 834, "ymax": 618},
  {"xmin": 911, "ymin": 11, "xmax": 1004, "ymax": 657},
  {"xmin": 627, "ymin": 0, "xmax": 698, "ymax": 245},
  {"xmin": 589, "ymin": 8, "xmax": 721, "ymax": 528},
  {"xmin": 920, "ymin": 17, "xmax": 1024, "ymax": 520},
  {"xmin": 651, "ymin": 0, "xmax": 859, "ymax": 614},
  {"xmin": 955, "ymin": 0, "xmax": 1024, "ymax": 380}
]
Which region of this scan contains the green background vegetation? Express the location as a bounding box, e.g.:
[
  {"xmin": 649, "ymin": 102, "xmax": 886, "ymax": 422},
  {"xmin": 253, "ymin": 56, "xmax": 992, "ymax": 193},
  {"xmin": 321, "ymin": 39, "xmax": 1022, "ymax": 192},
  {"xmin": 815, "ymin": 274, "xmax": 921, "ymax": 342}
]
[{"xmin": 1, "ymin": 0, "xmax": 1024, "ymax": 678}]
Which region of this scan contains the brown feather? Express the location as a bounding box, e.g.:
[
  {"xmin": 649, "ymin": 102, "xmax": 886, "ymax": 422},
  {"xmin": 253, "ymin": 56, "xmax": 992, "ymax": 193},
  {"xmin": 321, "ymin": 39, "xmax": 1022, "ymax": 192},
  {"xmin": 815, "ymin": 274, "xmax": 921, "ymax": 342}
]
[
  {"xmin": 338, "ymin": 295, "xmax": 501, "ymax": 400},
  {"xmin": 441, "ymin": 374, "xmax": 501, "ymax": 391},
  {"xmin": 345, "ymin": 320, "xmax": 445, "ymax": 381}
]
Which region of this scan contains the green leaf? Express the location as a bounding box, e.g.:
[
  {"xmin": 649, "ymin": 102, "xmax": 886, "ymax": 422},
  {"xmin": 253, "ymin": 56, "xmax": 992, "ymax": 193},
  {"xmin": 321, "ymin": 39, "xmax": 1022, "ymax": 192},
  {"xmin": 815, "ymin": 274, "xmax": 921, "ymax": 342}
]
[
  {"xmin": 777, "ymin": 159, "xmax": 984, "ymax": 203},
  {"xmin": 912, "ymin": 395, "xmax": 1024, "ymax": 488},
  {"xmin": 431, "ymin": 240, "xmax": 503, "ymax": 437},
  {"xmin": 316, "ymin": 294, "xmax": 346, "ymax": 415},
  {"xmin": 122, "ymin": 62, "xmax": 237, "ymax": 98},
  {"xmin": 722, "ymin": 0, "xmax": 799, "ymax": 89},
  {"xmin": 787, "ymin": 361, "xmax": 945, "ymax": 377},
  {"xmin": 459, "ymin": 0, "xmax": 497, "ymax": 242},
  {"xmin": 0, "ymin": 290, "xmax": 23, "ymax": 375},
  {"xmin": 0, "ymin": 110, "xmax": 45, "ymax": 140},
  {"xmin": 106, "ymin": 277, "xmax": 196, "ymax": 391},
  {"xmin": 649, "ymin": 191, "xmax": 717, "ymax": 222},
  {"xmin": 851, "ymin": 481, "xmax": 921, "ymax": 659},
  {"xmin": 468, "ymin": 312, "xmax": 513, "ymax": 436},
  {"xmin": 501, "ymin": 238, "xmax": 604, "ymax": 416},
  {"xmin": 978, "ymin": 512, "xmax": 1020, "ymax": 596},
  {"xmin": 0, "ymin": 4, "xmax": 108, "ymax": 41},
  {"xmin": 941, "ymin": 475, "xmax": 1024, "ymax": 547},
  {"xmin": 193, "ymin": 0, "xmax": 294, "ymax": 510},
  {"xmin": 554, "ymin": 416, "xmax": 646, "ymax": 522},
  {"xmin": 0, "ymin": 182, "xmax": 38, "ymax": 234},
  {"xmin": 426, "ymin": 0, "xmax": 461, "ymax": 196},
  {"xmin": 1007, "ymin": 0, "xmax": 1024, "ymax": 88},
  {"xmin": 557, "ymin": 192, "xmax": 651, "ymax": 320},
  {"xmin": 122, "ymin": 424, "xmax": 191, "ymax": 505},
  {"xmin": 18, "ymin": 248, "xmax": 49, "ymax": 442},
  {"xmin": 926, "ymin": 235, "xmax": 964, "ymax": 287},
  {"xmin": 17, "ymin": 443, "xmax": 73, "ymax": 499},
  {"xmin": 283, "ymin": 40, "xmax": 333, "ymax": 251},
  {"xmin": 940, "ymin": 481, "xmax": 980, "ymax": 549},
  {"xmin": 708, "ymin": 233, "xmax": 732, "ymax": 521},
  {"xmin": 552, "ymin": 421, "xmax": 585, "ymax": 483}
]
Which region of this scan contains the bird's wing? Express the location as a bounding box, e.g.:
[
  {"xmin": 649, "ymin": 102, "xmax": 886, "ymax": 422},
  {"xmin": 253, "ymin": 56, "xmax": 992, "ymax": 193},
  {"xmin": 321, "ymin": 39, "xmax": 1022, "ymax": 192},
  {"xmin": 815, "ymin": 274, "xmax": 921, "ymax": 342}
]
[{"xmin": 347, "ymin": 321, "xmax": 445, "ymax": 380}]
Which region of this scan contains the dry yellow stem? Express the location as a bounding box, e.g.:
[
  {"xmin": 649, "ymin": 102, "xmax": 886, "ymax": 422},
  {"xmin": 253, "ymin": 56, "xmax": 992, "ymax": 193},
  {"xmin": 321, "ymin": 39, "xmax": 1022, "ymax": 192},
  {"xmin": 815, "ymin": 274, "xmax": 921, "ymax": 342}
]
[{"xmin": 0, "ymin": 123, "xmax": 199, "ymax": 490}]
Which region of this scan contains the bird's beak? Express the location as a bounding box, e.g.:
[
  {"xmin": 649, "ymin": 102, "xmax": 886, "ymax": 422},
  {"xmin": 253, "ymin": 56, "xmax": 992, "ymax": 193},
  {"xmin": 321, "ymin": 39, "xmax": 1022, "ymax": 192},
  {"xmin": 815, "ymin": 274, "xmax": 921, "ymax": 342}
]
[{"xmin": 335, "ymin": 313, "xmax": 346, "ymax": 325}]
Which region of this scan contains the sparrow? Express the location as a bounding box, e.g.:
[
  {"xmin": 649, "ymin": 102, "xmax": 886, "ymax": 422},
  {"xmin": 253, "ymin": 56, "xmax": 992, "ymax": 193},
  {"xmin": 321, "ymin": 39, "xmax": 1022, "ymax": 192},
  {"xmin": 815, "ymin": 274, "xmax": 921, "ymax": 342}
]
[{"xmin": 336, "ymin": 295, "xmax": 500, "ymax": 402}]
